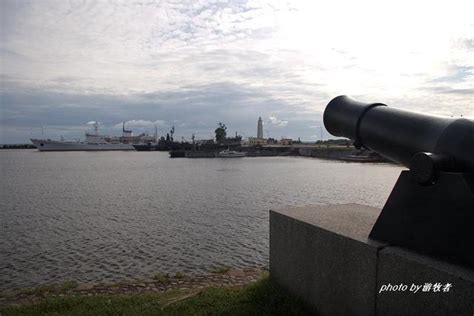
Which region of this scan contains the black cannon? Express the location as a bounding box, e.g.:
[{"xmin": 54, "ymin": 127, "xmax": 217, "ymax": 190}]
[{"xmin": 324, "ymin": 95, "xmax": 474, "ymax": 268}]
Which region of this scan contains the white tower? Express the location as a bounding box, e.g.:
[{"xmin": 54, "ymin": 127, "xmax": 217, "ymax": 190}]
[{"xmin": 257, "ymin": 117, "xmax": 263, "ymax": 138}]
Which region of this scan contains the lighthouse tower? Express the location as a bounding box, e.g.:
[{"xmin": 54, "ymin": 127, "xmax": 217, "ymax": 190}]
[{"xmin": 257, "ymin": 117, "xmax": 263, "ymax": 138}]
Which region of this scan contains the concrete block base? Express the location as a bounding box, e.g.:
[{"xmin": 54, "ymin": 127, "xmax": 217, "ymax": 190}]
[
  {"xmin": 270, "ymin": 204, "xmax": 474, "ymax": 316},
  {"xmin": 377, "ymin": 247, "xmax": 474, "ymax": 316}
]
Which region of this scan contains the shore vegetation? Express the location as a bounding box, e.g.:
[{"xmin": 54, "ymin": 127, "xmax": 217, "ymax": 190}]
[{"xmin": 1, "ymin": 276, "xmax": 312, "ymax": 315}]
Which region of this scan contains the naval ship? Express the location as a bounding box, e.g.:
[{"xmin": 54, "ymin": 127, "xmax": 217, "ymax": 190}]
[{"xmin": 31, "ymin": 122, "xmax": 156, "ymax": 151}]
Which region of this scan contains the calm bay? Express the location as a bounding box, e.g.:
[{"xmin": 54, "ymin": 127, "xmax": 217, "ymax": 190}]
[{"xmin": 0, "ymin": 150, "xmax": 402, "ymax": 289}]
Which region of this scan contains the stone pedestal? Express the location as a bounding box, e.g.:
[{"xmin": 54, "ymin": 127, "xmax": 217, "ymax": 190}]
[{"xmin": 270, "ymin": 204, "xmax": 474, "ymax": 316}]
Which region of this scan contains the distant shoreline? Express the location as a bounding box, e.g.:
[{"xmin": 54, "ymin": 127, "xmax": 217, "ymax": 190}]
[
  {"xmin": 1, "ymin": 145, "xmax": 394, "ymax": 163},
  {"xmin": 1, "ymin": 144, "xmax": 36, "ymax": 149}
]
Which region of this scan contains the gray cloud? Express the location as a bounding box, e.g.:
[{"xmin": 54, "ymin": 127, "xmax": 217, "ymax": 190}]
[
  {"xmin": 1, "ymin": 0, "xmax": 473, "ymax": 143},
  {"xmin": 430, "ymin": 65, "xmax": 473, "ymax": 84},
  {"xmin": 0, "ymin": 80, "xmax": 324, "ymax": 143},
  {"xmin": 423, "ymin": 86, "xmax": 474, "ymax": 95}
]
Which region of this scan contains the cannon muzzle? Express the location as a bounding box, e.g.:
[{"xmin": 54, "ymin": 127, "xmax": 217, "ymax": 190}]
[{"xmin": 324, "ymin": 95, "xmax": 474, "ymax": 183}]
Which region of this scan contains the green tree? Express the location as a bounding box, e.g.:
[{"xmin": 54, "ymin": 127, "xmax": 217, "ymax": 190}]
[{"xmin": 215, "ymin": 122, "xmax": 227, "ymax": 143}]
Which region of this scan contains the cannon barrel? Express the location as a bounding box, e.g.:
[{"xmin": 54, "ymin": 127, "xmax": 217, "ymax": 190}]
[
  {"xmin": 323, "ymin": 95, "xmax": 474, "ymax": 180},
  {"xmin": 324, "ymin": 95, "xmax": 474, "ymax": 268}
]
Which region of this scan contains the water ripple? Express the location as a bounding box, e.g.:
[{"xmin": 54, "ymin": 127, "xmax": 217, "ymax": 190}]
[{"xmin": 0, "ymin": 151, "xmax": 402, "ymax": 289}]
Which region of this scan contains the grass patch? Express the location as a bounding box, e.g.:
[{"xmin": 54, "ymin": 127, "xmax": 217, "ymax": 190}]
[
  {"xmin": 174, "ymin": 272, "xmax": 185, "ymax": 279},
  {"xmin": 18, "ymin": 284, "xmax": 57, "ymax": 296},
  {"xmin": 0, "ymin": 276, "xmax": 314, "ymax": 315},
  {"xmin": 152, "ymin": 273, "xmax": 170, "ymax": 284},
  {"xmin": 209, "ymin": 266, "xmax": 230, "ymax": 274},
  {"xmin": 61, "ymin": 280, "xmax": 78, "ymax": 291},
  {"xmin": 17, "ymin": 281, "xmax": 78, "ymax": 296}
]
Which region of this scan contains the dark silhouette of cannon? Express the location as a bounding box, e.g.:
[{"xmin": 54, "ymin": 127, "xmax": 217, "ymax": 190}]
[{"xmin": 324, "ymin": 95, "xmax": 474, "ymax": 268}]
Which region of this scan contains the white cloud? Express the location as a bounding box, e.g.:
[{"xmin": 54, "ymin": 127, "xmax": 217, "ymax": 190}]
[{"xmin": 268, "ymin": 116, "xmax": 288, "ymax": 127}]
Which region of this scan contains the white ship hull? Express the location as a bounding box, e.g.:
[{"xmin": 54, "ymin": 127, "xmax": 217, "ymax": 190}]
[
  {"xmin": 31, "ymin": 139, "xmax": 135, "ymax": 151},
  {"xmin": 216, "ymin": 150, "xmax": 246, "ymax": 158}
]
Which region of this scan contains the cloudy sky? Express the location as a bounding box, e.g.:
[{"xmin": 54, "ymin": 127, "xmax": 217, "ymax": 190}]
[{"xmin": 1, "ymin": 0, "xmax": 473, "ymax": 143}]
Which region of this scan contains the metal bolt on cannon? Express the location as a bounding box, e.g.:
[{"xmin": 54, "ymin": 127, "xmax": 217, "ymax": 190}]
[{"xmin": 324, "ymin": 95, "xmax": 474, "ymax": 268}]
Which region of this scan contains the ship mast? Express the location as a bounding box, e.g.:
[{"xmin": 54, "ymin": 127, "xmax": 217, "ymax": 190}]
[
  {"xmin": 170, "ymin": 126, "xmax": 175, "ymax": 142},
  {"xmin": 122, "ymin": 121, "xmax": 132, "ymax": 137}
]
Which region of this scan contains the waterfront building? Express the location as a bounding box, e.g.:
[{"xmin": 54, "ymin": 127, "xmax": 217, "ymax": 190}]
[
  {"xmin": 257, "ymin": 117, "xmax": 263, "ymax": 138},
  {"xmin": 248, "ymin": 137, "xmax": 268, "ymax": 146},
  {"xmin": 279, "ymin": 138, "xmax": 293, "ymax": 145},
  {"xmin": 245, "ymin": 117, "xmax": 268, "ymax": 146}
]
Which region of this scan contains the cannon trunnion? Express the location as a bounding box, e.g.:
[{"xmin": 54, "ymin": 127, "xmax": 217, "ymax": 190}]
[{"xmin": 324, "ymin": 95, "xmax": 474, "ymax": 268}]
